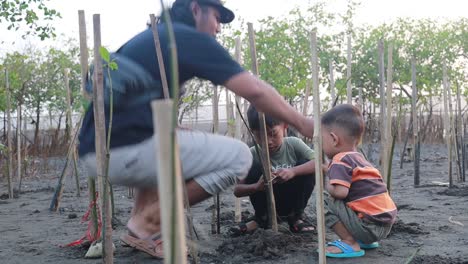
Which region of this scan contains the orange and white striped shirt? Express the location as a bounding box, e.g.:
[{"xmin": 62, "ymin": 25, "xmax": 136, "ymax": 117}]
[{"xmin": 328, "ymin": 151, "xmax": 397, "ymax": 224}]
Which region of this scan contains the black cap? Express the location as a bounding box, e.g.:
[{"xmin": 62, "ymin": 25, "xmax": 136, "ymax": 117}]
[
  {"xmin": 172, "ymin": 0, "xmax": 235, "ymax": 24},
  {"xmin": 198, "ymin": 0, "xmax": 235, "ymax": 23}
]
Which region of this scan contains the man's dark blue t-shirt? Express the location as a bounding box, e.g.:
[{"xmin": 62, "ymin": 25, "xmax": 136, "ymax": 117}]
[{"xmin": 78, "ymin": 22, "xmax": 244, "ymax": 156}]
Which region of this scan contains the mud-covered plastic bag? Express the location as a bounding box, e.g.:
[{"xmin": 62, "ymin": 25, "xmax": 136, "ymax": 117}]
[{"xmin": 85, "ymin": 53, "xmax": 163, "ymax": 108}]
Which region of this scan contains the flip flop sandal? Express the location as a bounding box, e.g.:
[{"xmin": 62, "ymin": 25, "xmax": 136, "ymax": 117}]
[
  {"xmin": 358, "ymin": 240, "xmax": 380, "ymax": 249},
  {"xmin": 120, "ymin": 233, "xmax": 164, "ymax": 259},
  {"xmin": 325, "ymin": 240, "xmax": 365, "ymax": 258}
]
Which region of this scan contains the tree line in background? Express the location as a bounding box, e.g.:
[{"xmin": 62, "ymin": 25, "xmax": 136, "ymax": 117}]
[{"xmin": 0, "ymin": 1, "xmax": 467, "ymax": 156}]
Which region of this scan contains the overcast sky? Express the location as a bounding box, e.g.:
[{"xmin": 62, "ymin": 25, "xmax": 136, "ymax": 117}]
[{"xmin": 0, "ymin": 0, "xmax": 466, "ymax": 56}]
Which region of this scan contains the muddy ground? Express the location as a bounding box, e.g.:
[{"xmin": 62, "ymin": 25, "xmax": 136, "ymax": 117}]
[{"xmin": 1, "ymin": 143, "xmax": 467, "ymax": 264}]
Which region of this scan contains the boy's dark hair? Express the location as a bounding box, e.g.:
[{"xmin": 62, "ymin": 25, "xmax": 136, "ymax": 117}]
[
  {"xmin": 247, "ymin": 105, "xmax": 282, "ymax": 131},
  {"xmin": 321, "ymin": 104, "xmax": 364, "ymax": 140}
]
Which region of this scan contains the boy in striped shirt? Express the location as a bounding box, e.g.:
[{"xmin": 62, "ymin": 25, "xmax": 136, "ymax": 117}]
[{"xmin": 321, "ymin": 104, "xmax": 397, "ymax": 258}]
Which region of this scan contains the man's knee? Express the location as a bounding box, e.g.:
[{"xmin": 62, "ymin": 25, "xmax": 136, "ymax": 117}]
[{"xmin": 233, "ymin": 141, "xmax": 253, "ymax": 180}]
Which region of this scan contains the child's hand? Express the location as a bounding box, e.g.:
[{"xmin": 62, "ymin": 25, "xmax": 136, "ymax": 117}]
[
  {"xmin": 255, "ymin": 177, "xmax": 265, "ymax": 192},
  {"xmin": 273, "ymin": 168, "xmax": 295, "ymax": 183}
]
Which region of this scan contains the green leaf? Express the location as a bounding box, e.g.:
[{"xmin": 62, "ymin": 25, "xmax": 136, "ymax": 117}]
[
  {"xmin": 109, "ymin": 61, "xmax": 118, "ymax": 71},
  {"xmin": 99, "ymin": 46, "xmax": 111, "ymax": 63}
]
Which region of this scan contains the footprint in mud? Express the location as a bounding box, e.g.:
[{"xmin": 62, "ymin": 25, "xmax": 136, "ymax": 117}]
[
  {"xmin": 397, "ymin": 204, "xmax": 424, "ymax": 211},
  {"xmin": 390, "ymin": 220, "xmax": 429, "ymax": 235},
  {"xmin": 217, "ymin": 229, "xmax": 314, "ymax": 261},
  {"xmin": 411, "ymin": 254, "xmax": 468, "ymax": 264},
  {"xmin": 437, "ymin": 187, "xmax": 468, "ymax": 197}
]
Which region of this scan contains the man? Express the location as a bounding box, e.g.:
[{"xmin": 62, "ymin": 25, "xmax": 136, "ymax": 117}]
[{"xmin": 79, "ymin": 0, "xmax": 314, "ymax": 258}]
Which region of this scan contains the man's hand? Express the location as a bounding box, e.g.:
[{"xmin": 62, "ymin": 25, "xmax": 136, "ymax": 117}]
[
  {"xmin": 297, "ymin": 117, "xmax": 314, "ymax": 139},
  {"xmin": 273, "ymin": 168, "xmax": 295, "ymax": 183}
]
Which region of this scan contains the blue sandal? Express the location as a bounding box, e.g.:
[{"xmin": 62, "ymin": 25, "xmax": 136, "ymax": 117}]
[
  {"xmin": 325, "ymin": 240, "xmax": 365, "ymax": 258},
  {"xmin": 358, "ymin": 241, "xmax": 379, "ymax": 249}
]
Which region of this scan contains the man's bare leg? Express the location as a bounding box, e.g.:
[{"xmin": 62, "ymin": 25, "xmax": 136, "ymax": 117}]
[
  {"xmin": 127, "ymin": 179, "xmax": 211, "ymax": 239},
  {"xmin": 326, "ymin": 221, "xmax": 361, "ymax": 253}
]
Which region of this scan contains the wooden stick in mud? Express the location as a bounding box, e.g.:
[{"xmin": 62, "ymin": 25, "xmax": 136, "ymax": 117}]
[
  {"xmin": 16, "ymin": 104, "xmax": 22, "ymax": 192},
  {"xmin": 234, "ymin": 36, "xmax": 242, "ymax": 223},
  {"xmin": 78, "ymin": 10, "xmax": 99, "ymax": 239},
  {"xmin": 247, "ymin": 22, "xmax": 278, "ymax": 232},
  {"xmin": 442, "ymin": 63, "xmax": 453, "ymax": 188},
  {"xmin": 78, "ymin": 10, "xmax": 90, "ymax": 101},
  {"xmin": 383, "ymin": 43, "xmax": 393, "ymax": 191},
  {"xmin": 411, "ymin": 57, "xmax": 420, "ymax": 186},
  {"xmin": 378, "ymin": 40, "xmax": 386, "ymax": 166},
  {"xmin": 346, "ymin": 34, "xmax": 352, "ymax": 104},
  {"xmin": 93, "ymin": 14, "xmax": 113, "ymax": 262},
  {"xmin": 64, "ymin": 68, "xmax": 80, "ymax": 196},
  {"xmin": 5, "ymin": 69, "xmax": 14, "ymax": 199},
  {"xmin": 152, "ymin": 100, "xmax": 187, "ymax": 264},
  {"xmin": 310, "ymin": 29, "xmax": 327, "ymax": 264}
]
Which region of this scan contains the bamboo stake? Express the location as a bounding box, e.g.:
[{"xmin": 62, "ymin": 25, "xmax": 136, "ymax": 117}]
[
  {"xmin": 411, "ymin": 58, "xmax": 420, "ymax": 186},
  {"xmin": 382, "ymin": 43, "xmax": 393, "ymax": 190},
  {"xmin": 49, "ymin": 116, "xmax": 83, "ymax": 211},
  {"xmin": 456, "ymin": 82, "xmax": 465, "ymax": 182},
  {"xmin": 448, "ymin": 81, "xmax": 462, "ymax": 182},
  {"xmin": 329, "ymin": 59, "xmax": 335, "ymax": 110},
  {"xmin": 64, "ymin": 68, "xmax": 80, "ymax": 196},
  {"xmin": 210, "ymin": 85, "xmax": 220, "ymax": 234},
  {"xmin": 346, "ymin": 34, "xmax": 352, "ymax": 104},
  {"xmin": 234, "ymin": 36, "xmax": 242, "ymax": 223},
  {"xmin": 78, "ymin": 10, "xmax": 90, "ymax": 101},
  {"xmin": 310, "ymin": 30, "xmax": 327, "ymax": 264},
  {"xmin": 152, "ymin": 100, "xmax": 187, "ymax": 264},
  {"xmin": 5, "ymin": 69, "xmax": 14, "ymax": 199},
  {"xmin": 78, "ymin": 10, "xmax": 99, "ymax": 239},
  {"xmin": 445, "ymin": 65, "xmax": 460, "ymax": 184},
  {"xmin": 442, "ymin": 63, "xmax": 453, "ymax": 188},
  {"xmin": 150, "ymin": 14, "xmax": 170, "ymax": 99},
  {"xmin": 16, "ymin": 104, "xmax": 22, "ymax": 192},
  {"xmin": 378, "ymin": 40, "xmax": 386, "ymax": 166},
  {"xmin": 93, "ymin": 14, "xmax": 113, "ymax": 262},
  {"xmin": 247, "ymin": 23, "xmax": 278, "ymax": 232}
]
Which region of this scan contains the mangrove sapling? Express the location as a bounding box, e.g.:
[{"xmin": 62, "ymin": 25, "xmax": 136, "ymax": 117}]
[
  {"xmin": 78, "ymin": 10, "xmax": 99, "ymax": 241},
  {"xmin": 99, "ymin": 46, "xmax": 119, "ymax": 222}
]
